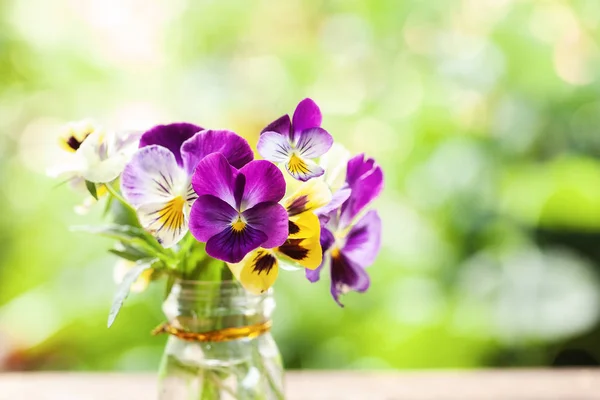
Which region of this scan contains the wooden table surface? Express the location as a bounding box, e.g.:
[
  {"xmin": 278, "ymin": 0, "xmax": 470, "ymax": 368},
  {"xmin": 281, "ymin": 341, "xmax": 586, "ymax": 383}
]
[{"xmin": 1, "ymin": 370, "xmax": 599, "ymax": 400}]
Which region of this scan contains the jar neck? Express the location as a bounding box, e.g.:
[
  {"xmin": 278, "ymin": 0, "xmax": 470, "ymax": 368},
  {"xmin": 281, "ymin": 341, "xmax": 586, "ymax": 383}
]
[{"xmin": 162, "ymin": 280, "xmax": 274, "ymax": 333}]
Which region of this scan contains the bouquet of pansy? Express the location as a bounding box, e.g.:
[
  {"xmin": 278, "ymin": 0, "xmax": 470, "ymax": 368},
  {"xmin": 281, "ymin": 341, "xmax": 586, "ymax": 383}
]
[{"xmin": 49, "ymin": 98, "xmax": 383, "ymax": 398}]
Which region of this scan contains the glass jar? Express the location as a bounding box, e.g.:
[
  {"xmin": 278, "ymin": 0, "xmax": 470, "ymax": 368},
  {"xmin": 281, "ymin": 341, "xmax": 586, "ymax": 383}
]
[{"xmin": 157, "ymin": 280, "xmax": 285, "ymax": 400}]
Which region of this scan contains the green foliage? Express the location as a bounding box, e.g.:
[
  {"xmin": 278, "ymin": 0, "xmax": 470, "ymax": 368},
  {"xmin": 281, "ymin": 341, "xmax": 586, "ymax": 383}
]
[
  {"xmin": 85, "ymin": 180, "xmax": 98, "ymax": 200},
  {"xmin": 108, "ymin": 261, "xmax": 155, "ymax": 328},
  {"xmin": 71, "ymin": 224, "xmax": 178, "ymax": 269}
]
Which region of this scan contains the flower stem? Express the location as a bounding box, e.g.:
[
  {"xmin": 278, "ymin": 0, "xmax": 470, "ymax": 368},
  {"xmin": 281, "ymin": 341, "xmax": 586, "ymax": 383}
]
[
  {"xmin": 104, "ymin": 182, "xmax": 136, "ymax": 215},
  {"xmin": 207, "ymin": 370, "xmax": 237, "ymax": 398},
  {"xmin": 252, "ymin": 343, "xmax": 285, "ymax": 400}
]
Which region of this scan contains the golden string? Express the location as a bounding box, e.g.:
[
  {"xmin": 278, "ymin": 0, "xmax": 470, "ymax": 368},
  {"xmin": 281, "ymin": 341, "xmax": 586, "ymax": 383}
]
[{"xmin": 152, "ymin": 320, "xmax": 272, "ymax": 342}]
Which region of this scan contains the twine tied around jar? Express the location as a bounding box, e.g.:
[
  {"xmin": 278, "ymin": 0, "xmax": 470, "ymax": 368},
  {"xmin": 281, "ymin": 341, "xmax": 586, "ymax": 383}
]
[{"xmin": 152, "ymin": 320, "xmax": 272, "ymax": 342}]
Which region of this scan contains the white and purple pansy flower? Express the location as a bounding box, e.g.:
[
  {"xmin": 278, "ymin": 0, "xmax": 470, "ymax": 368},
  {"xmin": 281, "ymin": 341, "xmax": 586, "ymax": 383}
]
[
  {"xmin": 120, "ymin": 123, "xmax": 254, "ymax": 248},
  {"xmin": 307, "ymin": 154, "xmax": 384, "ymax": 306},
  {"xmin": 188, "ymin": 153, "xmax": 289, "ymax": 264},
  {"xmin": 48, "ymin": 119, "xmax": 141, "ymax": 185},
  {"xmin": 257, "ymin": 98, "xmax": 334, "ymax": 182}
]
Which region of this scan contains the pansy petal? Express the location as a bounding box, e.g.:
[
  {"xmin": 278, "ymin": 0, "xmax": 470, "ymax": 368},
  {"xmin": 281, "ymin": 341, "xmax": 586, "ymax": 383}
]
[
  {"xmin": 286, "ymin": 154, "xmax": 324, "ymax": 182},
  {"xmin": 256, "ymin": 131, "xmax": 293, "ymax": 163},
  {"xmin": 184, "ymin": 182, "xmax": 198, "ymax": 205},
  {"xmin": 192, "ymin": 153, "xmax": 238, "ymax": 208},
  {"xmin": 205, "ymin": 224, "xmax": 268, "ymax": 263},
  {"xmin": 189, "ymin": 195, "xmax": 238, "ymax": 242},
  {"xmin": 121, "ymin": 145, "xmax": 187, "ymax": 207},
  {"xmin": 58, "ymin": 119, "xmax": 99, "ymax": 153},
  {"xmin": 316, "ymin": 187, "xmax": 351, "ymax": 216},
  {"xmin": 71, "ymin": 126, "xmax": 104, "ymax": 156},
  {"xmin": 75, "ymin": 130, "xmax": 112, "ymax": 182},
  {"xmin": 343, "ymin": 210, "xmax": 382, "ymax": 268},
  {"xmin": 320, "ymin": 143, "xmax": 352, "ymax": 192},
  {"xmin": 330, "ymin": 250, "xmax": 370, "ymax": 306},
  {"xmin": 228, "ymin": 249, "xmax": 279, "ymax": 295},
  {"xmin": 82, "ymin": 153, "xmax": 129, "ymax": 183},
  {"xmin": 113, "ymin": 130, "xmax": 143, "ymax": 155},
  {"xmin": 346, "ymin": 153, "xmax": 373, "ymax": 185},
  {"xmin": 46, "ymin": 155, "xmax": 86, "ymax": 180},
  {"xmin": 243, "ymin": 202, "xmax": 288, "ymax": 248},
  {"xmin": 318, "ymin": 209, "xmax": 340, "ymax": 231},
  {"xmin": 137, "ymin": 198, "xmax": 189, "ymax": 248},
  {"xmin": 181, "ymin": 129, "xmax": 254, "ymax": 174},
  {"xmin": 288, "ymin": 211, "xmax": 320, "ymax": 240},
  {"xmin": 260, "ymin": 114, "xmax": 291, "ymax": 136},
  {"xmin": 320, "ymin": 226, "xmax": 336, "ymax": 253},
  {"xmin": 284, "ymin": 179, "xmax": 332, "ymax": 216},
  {"xmin": 277, "ymin": 235, "xmax": 322, "ymax": 270},
  {"xmin": 239, "ymin": 160, "xmax": 286, "ymax": 209},
  {"xmin": 305, "ymin": 225, "xmax": 333, "ymax": 282},
  {"xmin": 340, "ymin": 155, "xmax": 384, "ymax": 228},
  {"xmin": 295, "ymin": 127, "xmax": 333, "ymax": 159},
  {"xmin": 305, "ymin": 261, "xmax": 324, "ymax": 282},
  {"xmin": 139, "ymin": 123, "xmax": 202, "ymax": 167},
  {"xmin": 292, "ymin": 98, "xmax": 322, "ymax": 135}
]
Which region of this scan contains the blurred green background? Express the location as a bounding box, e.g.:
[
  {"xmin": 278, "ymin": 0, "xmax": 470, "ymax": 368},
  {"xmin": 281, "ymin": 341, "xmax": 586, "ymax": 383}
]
[{"xmin": 2, "ymin": 0, "xmax": 600, "ymax": 371}]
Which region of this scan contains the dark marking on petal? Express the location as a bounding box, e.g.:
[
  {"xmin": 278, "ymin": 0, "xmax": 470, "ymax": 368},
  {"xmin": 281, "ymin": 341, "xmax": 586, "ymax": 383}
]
[
  {"xmin": 62, "ymin": 131, "xmax": 92, "ymax": 152},
  {"xmin": 67, "ymin": 136, "xmax": 83, "ymax": 150},
  {"xmin": 278, "ymin": 239, "xmax": 309, "ymax": 261},
  {"xmin": 297, "ymin": 135, "xmax": 314, "ymax": 154},
  {"xmin": 329, "ymin": 249, "xmax": 369, "ymax": 306},
  {"xmin": 275, "ymin": 143, "xmax": 290, "ymax": 157},
  {"xmin": 286, "ymin": 195, "xmax": 309, "ymax": 216},
  {"xmin": 234, "ymin": 174, "xmax": 246, "ymax": 210},
  {"xmin": 158, "ymin": 171, "xmax": 173, "ymax": 190},
  {"xmin": 288, "ymin": 220, "xmax": 300, "ymax": 235},
  {"xmin": 152, "ymin": 178, "xmax": 171, "ymax": 195},
  {"xmin": 252, "ymin": 251, "xmax": 277, "ymax": 275}
]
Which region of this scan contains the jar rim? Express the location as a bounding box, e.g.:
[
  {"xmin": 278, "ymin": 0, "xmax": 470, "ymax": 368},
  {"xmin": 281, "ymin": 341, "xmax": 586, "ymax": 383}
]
[
  {"xmin": 170, "ymin": 279, "xmax": 272, "ymax": 298},
  {"xmin": 174, "ymin": 279, "xmax": 241, "ymax": 286}
]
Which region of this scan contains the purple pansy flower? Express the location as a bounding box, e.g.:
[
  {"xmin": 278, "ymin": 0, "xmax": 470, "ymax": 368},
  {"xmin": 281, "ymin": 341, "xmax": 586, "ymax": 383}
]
[
  {"xmin": 189, "ymin": 153, "xmax": 289, "ymax": 263},
  {"xmin": 306, "ymin": 154, "xmax": 384, "ymax": 306},
  {"xmin": 121, "ymin": 123, "xmax": 254, "ymax": 248},
  {"xmin": 257, "ymin": 98, "xmax": 334, "ymax": 182}
]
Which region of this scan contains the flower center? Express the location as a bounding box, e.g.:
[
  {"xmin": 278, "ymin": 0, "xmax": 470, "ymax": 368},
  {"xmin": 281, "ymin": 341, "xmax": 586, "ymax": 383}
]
[
  {"xmin": 331, "ymin": 247, "xmax": 341, "ymax": 259},
  {"xmin": 332, "ymin": 230, "xmax": 348, "ymax": 251},
  {"xmin": 159, "ymin": 196, "xmax": 186, "ymax": 230},
  {"xmin": 60, "ymin": 129, "xmax": 94, "ymax": 153},
  {"xmin": 231, "ymin": 215, "xmax": 246, "ymax": 232},
  {"xmin": 288, "ymin": 153, "xmax": 310, "ymax": 175}
]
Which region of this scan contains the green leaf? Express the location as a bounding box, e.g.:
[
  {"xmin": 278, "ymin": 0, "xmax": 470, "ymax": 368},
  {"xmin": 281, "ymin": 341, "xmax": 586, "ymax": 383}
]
[
  {"xmin": 72, "ymin": 224, "xmax": 178, "ymax": 269},
  {"xmin": 112, "ymin": 240, "xmax": 154, "ymax": 260},
  {"xmin": 85, "ymin": 180, "xmax": 98, "ymax": 200},
  {"xmin": 110, "ymin": 197, "xmax": 141, "ymax": 228},
  {"xmin": 102, "ymin": 194, "xmax": 114, "ymax": 218},
  {"xmin": 71, "ymin": 224, "xmax": 147, "ymax": 242},
  {"xmin": 107, "ymin": 260, "xmax": 154, "ymax": 328},
  {"xmin": 164, "ymin": 274, "xmax": 175, "ymax": 299},
  {"xmin": 109, "ymin": 247, "xmax": 149, "ymax": 262},
  {"xmin": 52, "ymin": 177, "xmax": 75, "ymax": 190}
]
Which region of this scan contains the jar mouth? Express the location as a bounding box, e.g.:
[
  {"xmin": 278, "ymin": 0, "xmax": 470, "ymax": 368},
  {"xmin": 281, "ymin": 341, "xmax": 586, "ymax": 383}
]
[
  {"xmin": 171, "ymin": 279, "xmax": 273, "ymax": 298},
  {"xmin": 175, "ymin": 279, "xmax": 241, "ymax": 286}
]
